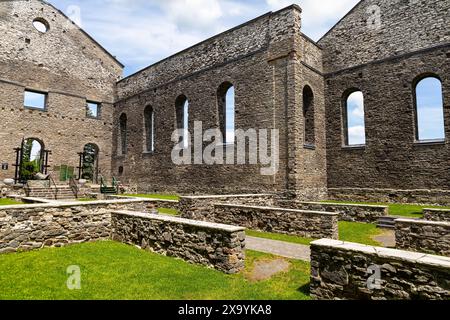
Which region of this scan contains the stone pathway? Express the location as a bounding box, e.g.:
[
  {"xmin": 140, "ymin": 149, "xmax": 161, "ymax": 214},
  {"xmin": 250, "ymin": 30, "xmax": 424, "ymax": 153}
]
[
  {"xmin": 373, "ymin": 229, "xmax": 396, "ymax": 248},
  {"xmin": 247, "ymin": 259, "xmax": 291, "ymax": 281},
  {"xmin": 246, "ymin": 236, "xmax": 311, "ymax": 261}
]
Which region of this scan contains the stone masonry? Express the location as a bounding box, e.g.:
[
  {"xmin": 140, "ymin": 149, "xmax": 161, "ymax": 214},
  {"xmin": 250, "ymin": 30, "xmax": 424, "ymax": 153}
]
[
  {"xmin": 423, "ymin": 208, "xmax": 450, "ymax": 222},
  {"xmin": 0, "ymin": 0, "xmax": 122, "ymax": 182},
  {"xmin": 0, "ymin": 199, "xmax": 157, "ymax": 253},
  {"xmin": 310, "ymin": 239, "xmax": 450, "ymax": 300},
  {"xmin": 395, "ymin": 218, "xmax": 450, "ymax": 256},
  {"xmin": 276, "ymin": 200, "xmax": 387, "ymax": 223},
  {"xmin": 181, "ymin": 202, "xmax": 339, "ymax": 239},
  {"xmin": 111, "ymin": 210, "xmax": 246, "ymax": 274},
  {"xmin": 0, "ymin": 0, "xmax": 449, "ymax": 202}
]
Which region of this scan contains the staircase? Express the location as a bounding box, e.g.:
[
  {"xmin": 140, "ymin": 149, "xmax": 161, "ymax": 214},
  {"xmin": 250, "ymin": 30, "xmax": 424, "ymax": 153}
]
[
  {"xmin": 25, "ymin": 185, "xmax": 77, "ymax": 200},
  {"xmin": 101, "ymin": 186, "xmax": 118, "ymax": 195},
  {"xmin": 377, "ymin": 216, "xmax": 419, "ymax": 229},
  {"xmin": 100, "ymin": 176, "xmax": 118, "ymax": 195},
  {"xmin": 377, "ymin": 216, "xmax": 396, "ymax": 229}
]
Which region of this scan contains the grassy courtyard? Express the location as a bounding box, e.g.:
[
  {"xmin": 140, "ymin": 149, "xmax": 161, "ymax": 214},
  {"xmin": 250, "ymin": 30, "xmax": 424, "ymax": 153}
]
[
  {"xmin": 247, "ymin": 221, "xmax": 383, "ymax": 246},
  {"xmin": 0, "ymin": 198, "xmax": 23, "ymax": 206},
  {"xmin": 0, "ymin": 241, "xmax": 310, "ymax": 300},
  {"xmin": 322, "ymin": 200, "xmax": 450, "ymax": 218}
]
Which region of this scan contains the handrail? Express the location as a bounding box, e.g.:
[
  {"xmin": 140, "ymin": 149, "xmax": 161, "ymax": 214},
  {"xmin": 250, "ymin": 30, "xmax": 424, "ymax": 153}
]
[
  {"xmin": 69, "ymin": 176, "xmax": 79, "ymax": 199},
  {"xmin": 112, "ymin": 177, "xmax": 119, "ymax": 194},
  {"xmin": 99, "ymin": 175, "xmax": 107, "ymax": 188},
  {"xmin": 48, "ymin": 174, "xmax": 59, "ymax": 200}
]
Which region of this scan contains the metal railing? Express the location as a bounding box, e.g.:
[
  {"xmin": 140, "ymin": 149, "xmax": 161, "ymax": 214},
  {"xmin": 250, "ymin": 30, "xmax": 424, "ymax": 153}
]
[
  {"xmin": 48, "ymin": 174, "xmax": 59, "ymax": 200},
  {"xmin": 69, "ymin": 176, "xmax": 79, "ymax": 199}
]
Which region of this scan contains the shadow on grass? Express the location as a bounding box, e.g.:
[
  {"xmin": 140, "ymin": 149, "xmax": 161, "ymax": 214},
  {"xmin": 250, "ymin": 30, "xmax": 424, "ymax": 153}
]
[{"xmin": 297, "ymin": 283, "xmax": 310, "ymax": 296}]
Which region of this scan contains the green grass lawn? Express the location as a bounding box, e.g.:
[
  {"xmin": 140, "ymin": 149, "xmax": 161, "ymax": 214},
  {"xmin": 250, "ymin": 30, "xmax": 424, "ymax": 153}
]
[
  {"xmin": 158, "ymin": 208, "xmax": 180, "ymax": 216},
  {"xmin": 321, "ymin": 200, "xmax": 450, "ymax": 218},
  {"xmin": 0, "ymin": 241, "xmax": 310, "ymax": 300},
  {"xmin": 124, "ymin": 194, "xmax": 180, "ymax": 201},
  {"xmin": 247, "ymin": 221, "xmax": 383, "ymax": 247},
  {"xmin": 338, "ymin": 222, "xmax": 382, "ymax": 246},
  {"xmin": 246, "ymin": 230, "xmax": 314, "ymax": 246},
  {"xmin": 0, "ymin": 198, "xmax": 23, "ymax": 206}
]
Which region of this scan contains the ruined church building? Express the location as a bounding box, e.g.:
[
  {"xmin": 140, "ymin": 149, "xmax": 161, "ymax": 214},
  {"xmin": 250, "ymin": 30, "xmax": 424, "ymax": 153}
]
[{"xmin": 0, "ymin": 0, "xmax": 449, "ymax": 204}]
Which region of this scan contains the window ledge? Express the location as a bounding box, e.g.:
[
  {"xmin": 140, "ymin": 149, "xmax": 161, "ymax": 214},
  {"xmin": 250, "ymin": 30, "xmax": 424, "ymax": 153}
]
[
  {"xmin": 24, "ymin": 106, "xmax": 47, "ymax": 112},
  {"xmin": 304, "ymin": 144, "xmax": 316, "ymax": 150},
  {"xmin": 342, "ymin": 144, "xmax": 366, "ymax": 150},
  {"xmin": 142, "ymin": 151, "xmax": 156, "ymax": 156},
  {"xmin": 414, "ymin": 139, "xmax": 446, "ymax": 146}
]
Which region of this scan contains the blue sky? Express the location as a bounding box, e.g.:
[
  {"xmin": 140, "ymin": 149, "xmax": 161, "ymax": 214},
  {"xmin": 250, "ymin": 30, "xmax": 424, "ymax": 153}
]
[
  {"xmin": 345, "ymin": 78, "xmax": 445, "ymax": 144},
  {"xmin": 47, "ymin": 0, "xmax": 361, "ymax": 76},
  {"xmin": 416, "ymin": 77, "xmax": 445, "ymax": 141}
]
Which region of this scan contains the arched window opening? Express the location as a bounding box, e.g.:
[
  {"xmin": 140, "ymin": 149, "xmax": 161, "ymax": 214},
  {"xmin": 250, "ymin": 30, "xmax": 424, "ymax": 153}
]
[
  {"xmin": 344, "ymin": 90, "xmax": 366, "ymax": 146},
  {"xmin": 82, "ymin": 143, "xmax": 99, "ymax": 182},
  {"xmin": 217, "ymin": 82, "xmax": 235, "ymax": 144},
  {"xmin": 175, "ymin": 95, "xmax": 189, "ymax": 148},
  {"xmin": 414, "ymin": 76, "xmax": 445, "ymax": 141},
  {"xmin": 119, "ymin": 113, "xmax": 127, "ymax": 155},
  {"xmin": 144, "ymin": 106, "xmax": 155, "ymax": 153},
  {"xmin": 20, "ymin": 138, "xmax": 45, "ymax": 181},
  {"xmin": 303, "ymin": 85, "xmax": 315, "ymax": 147}
]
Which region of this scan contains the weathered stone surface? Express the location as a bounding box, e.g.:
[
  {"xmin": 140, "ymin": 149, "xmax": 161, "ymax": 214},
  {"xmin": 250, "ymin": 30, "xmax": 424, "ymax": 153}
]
[
  {"xmin": 423, "ymin": 209, "xmax": 450, "ymax": 222},
  {"xmin": 0, "ymin": 199, "xmax": 156, "ymax": 253},
  {"xmin": 310, "ymin": 239, "xmax": 450, "ymax": 300},
  {"xmin": 395, "ymin": 219, "xmax": 450, "ymax": 256},
  {"xmin": 180, "ymin": 197, "xmax": 338, "ymax": 239},
  {"xmin": 276, "ymin": 200, "xmax": 387, "ymax": 223},
  {"xmin": 0, "ymin": 0, "xmax": 123, "ymax": 183},
  {"xmin": 111, "ymin": 210, "xmax": 246, "ymax": 274},
  {"xmin": 1, "ymin": 0, "xmax": 449, "ymax": 203}
]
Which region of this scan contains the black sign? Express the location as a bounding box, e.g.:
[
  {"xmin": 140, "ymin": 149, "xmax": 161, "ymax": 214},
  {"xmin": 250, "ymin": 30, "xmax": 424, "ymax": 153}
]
[{"xmin": 2, "ymin": 163, "xmax": 8, "ymax": 170}]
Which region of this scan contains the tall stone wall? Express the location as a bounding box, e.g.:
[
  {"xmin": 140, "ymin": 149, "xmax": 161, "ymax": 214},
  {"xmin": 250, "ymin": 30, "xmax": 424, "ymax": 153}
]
[
  {"xmin": 0, "ymin": 0, "xmax": 122, "ymax": 182},
  {"xmin": 395, "ymin": 219, "xmax": 450, "ymax": 256},
  {"xmin": 323, "ymin": 45, "xmax": 449, "ymax": 197},
  {"xmin": 310, "ymin": 239, "xmax": 450, "ymax": 300},
  {"xmin": 113, "ymin": 6, "xmax": 328, "ymax": 197},
  {"xmin": 111, "ymin": 210, "xmax": 246, "ymax": 274},
  {"xmin": 318, "ymin": 0, "xmax": 450, "ymax": 73},
  {"xmin": 321, "ymin": 0, "xmax": 450, "ymax": 200}
]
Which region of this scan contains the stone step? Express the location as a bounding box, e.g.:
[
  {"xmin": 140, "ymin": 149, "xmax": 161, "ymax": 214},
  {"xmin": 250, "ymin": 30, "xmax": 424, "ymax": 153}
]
[{"xmin": 377, "ymin": 216, "xmax": 396, "ymax": 229}]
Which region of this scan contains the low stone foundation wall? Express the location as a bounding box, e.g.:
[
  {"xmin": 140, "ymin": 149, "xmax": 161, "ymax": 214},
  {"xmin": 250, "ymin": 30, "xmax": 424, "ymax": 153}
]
[
  {"xmin": 328, "ymin": 187, "xmax": 450, "ymax": 205},
  {"xmin": 182, "ymin": 203, "xmax": 338, "ymax": 239},
  {"xmin": 106, "ymin": 196, "xmax": 180, "ymax": 211},
  {"xmin": 395, "ymin": 219, "xmax": 450, "ymax": 256},
  {"xmin": 179, "ymin": 194, "xmax": 276, "ymax": 216},
  {"xmin": 276, "ymin": 200, "xmax": 387, "ymax": 223},
  {"xmin": 0, "ymin": 199, "xmax": 157, "ymax": 253},
  {"xmin": 111, "ymin": 210, "xmax": 246, "ymax": 274},
  {"xmin": 310, "ymin": 239, "xmax": 450, "ymax": 300},
  {"xmin": 423, "ymin": 208, "xmax": 450, "ymax": 222}
]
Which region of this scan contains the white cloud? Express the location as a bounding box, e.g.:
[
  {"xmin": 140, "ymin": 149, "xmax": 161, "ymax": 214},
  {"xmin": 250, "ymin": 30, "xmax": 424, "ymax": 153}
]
[
  {"xmin": 48, "ymin": 0, "xmax": 361, "ymax": 75},
  {"xmin": 160, "ymin": 0, "xmax": 223, "ymax": 33},
  {"xmin": 348, "ymin": 91, "xmax": 365, "ymax": 119},
  {"xmin": 266, "ymin": 0, "xmax": 360, "ymax": 39},
  {"xmin": 348, "ymin": 125, "xmax": 366, "ymax": 145}
]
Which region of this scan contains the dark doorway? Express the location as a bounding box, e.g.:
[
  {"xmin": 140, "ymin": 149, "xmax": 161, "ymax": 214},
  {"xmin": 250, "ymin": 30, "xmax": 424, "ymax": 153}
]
[{"xmin": 80, "ymin": 143, "xmax": 99, "ymax": 183}]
